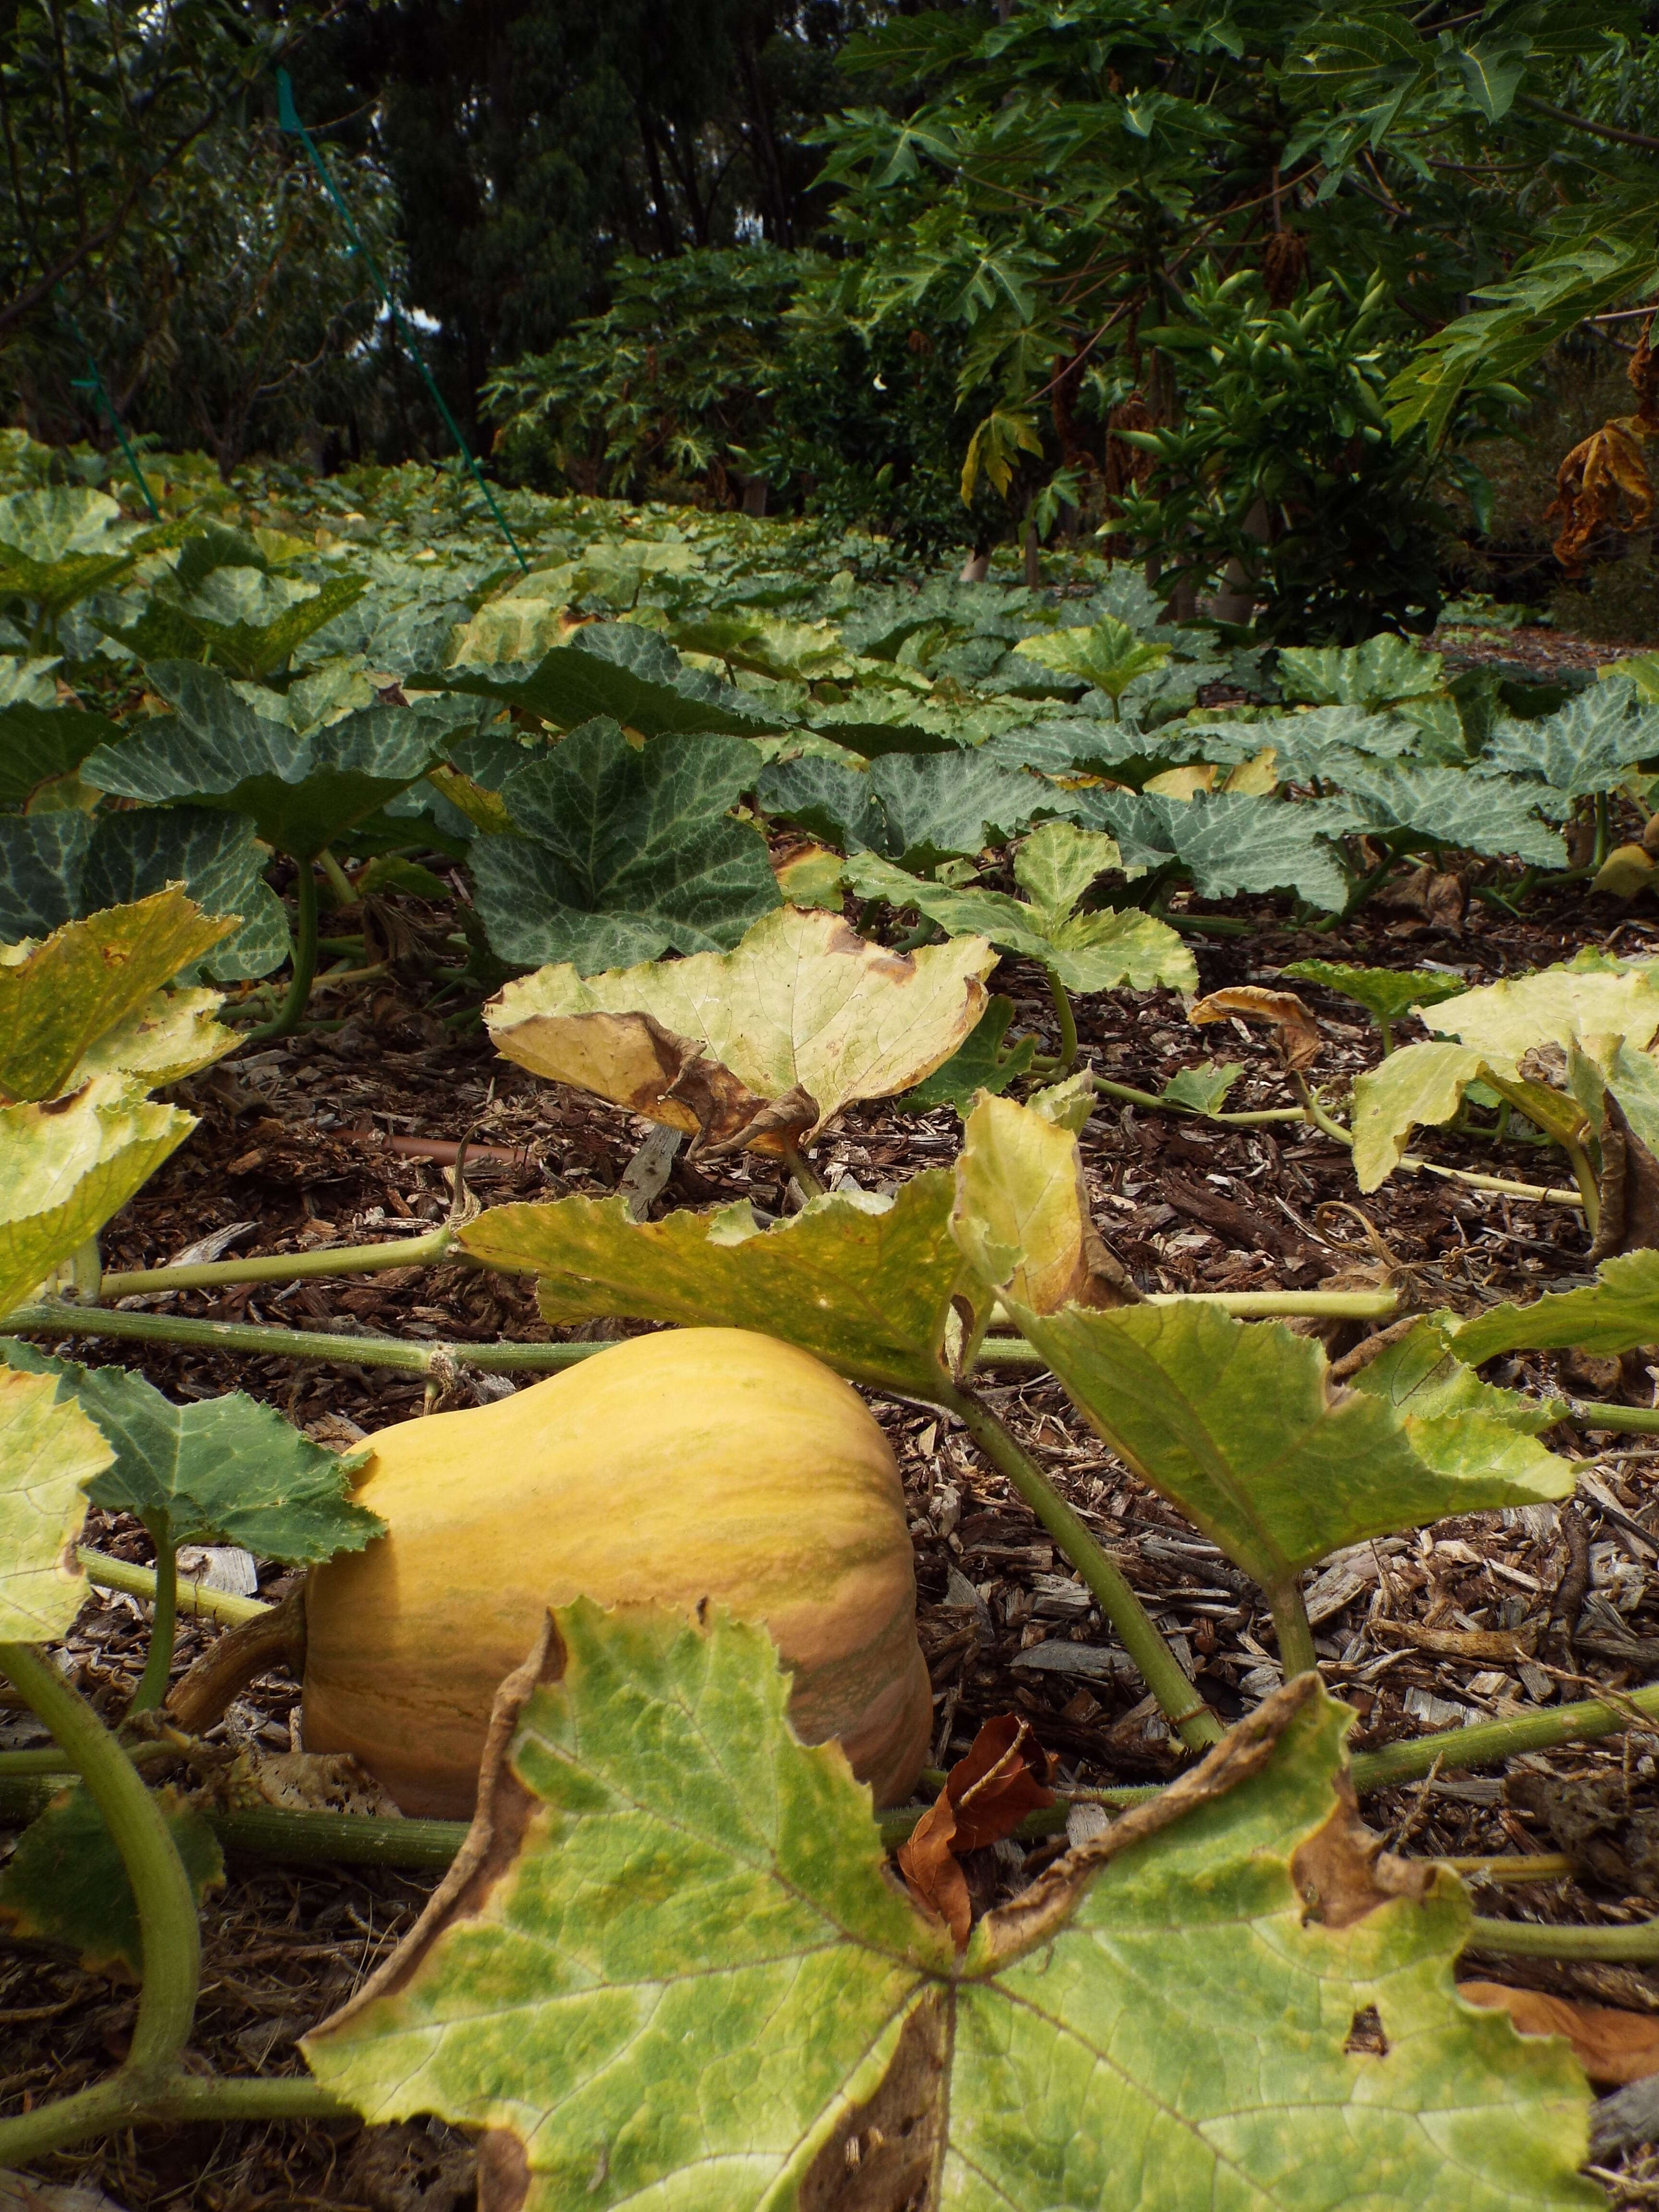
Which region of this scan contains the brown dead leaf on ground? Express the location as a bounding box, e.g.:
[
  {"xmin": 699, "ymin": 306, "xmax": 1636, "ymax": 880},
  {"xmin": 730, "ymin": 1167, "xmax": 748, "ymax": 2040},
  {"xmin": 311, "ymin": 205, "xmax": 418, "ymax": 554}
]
[
  {"xmin": 1461, "ymin": 1981, "xmax": 1659, "ymax": 2087},
  {"xmin": 1190, "ymin": 986, "xmax": 1322, "ymax": 1071},
  {"xmin": 896, "ymin": 1712, "xmax": 1057, "ymax": 1946}
]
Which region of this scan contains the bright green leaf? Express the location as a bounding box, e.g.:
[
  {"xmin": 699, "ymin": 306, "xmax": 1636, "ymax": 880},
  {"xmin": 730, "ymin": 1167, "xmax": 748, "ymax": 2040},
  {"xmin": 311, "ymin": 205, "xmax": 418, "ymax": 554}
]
[
  {"xmin": 1452, "ymin": 1250, "xmax": 1659, "ymax": 1364},
  {"xmin": 1280, "ymin": 960, "xmax": 1467, "ymax": 1031},
  {"xmin": 902, "ymin": 995, "xmax": 1038, "ymax": 1114}
]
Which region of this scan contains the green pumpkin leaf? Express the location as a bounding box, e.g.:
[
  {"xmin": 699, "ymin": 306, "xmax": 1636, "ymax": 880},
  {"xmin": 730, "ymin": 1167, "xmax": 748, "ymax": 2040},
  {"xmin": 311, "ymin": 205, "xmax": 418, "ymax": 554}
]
[
  {"xmin": 0, "ymin": 701, "xmax": 129, "ymax": 807},
  {"xmin": 0, "ymin": 1783, "xmax": 222, "ymax": 1978},
  {"xmin": 1074, "ymin": 790, "xmax": 1353, "ymax": 911},
  {"xmin": 107, "ymin": 568, "xmax": 369, "ymax": 681},
  {"xmin": 1329, "ymin": 761, "xmax": 1567, "ymax": 868},
  {"xmin": 471, "ymin": 719, "xmax": 779, "ymax": 972},
  {"xmin": 0, "ymin": 890, "xmax": 234, "ymax": 1104},
  {"xmin": 0, "ymin": 1365, "xmax": 110, "ymax": 1641},
  {"xmin": 951, "ymin": 1094, "xmax": 1572, "ymax": 1584},
  {"xmin": 1279, "ymin": 960, "xmax": 1467, "ymax": 1031},
  {"xmin": 0, "ymin": 809, "xmax": 288, "ymax": 982},
  {"xmin": 1347, "ymin": 1316, "xmax": 1563, "ymax": 1433},
  {"xmin": 1161, "ymin": 1059, "xmax": 1243, "ymax": 1112},
  {"xmin": 83, "ymin": 664, "xmax": 476, "ymax": 860},
  {"xmin": 846, "ymin": 830, "xmax": 1196, "ymax": 997},
  {"xmin": 422, "ymin": 621, "xmax": 771, "ymax": 738},
  {"xmin": 460, "ymin": 1172, "xmax": 965, "ymax": 1397},
  {"xmin": 902, "ymin": 995, "xmax": 1038, "ymax": 1114},
  {"xmin": 0, "ymin": 1081, "xmax": 194, "ymax": 1321},
  {"xmin": 486, "ymin": 905, "xmax": 995, "ymax": 1154},
  {"xmin": 1481, "ymin": 679, "xmax": 1659, "ymax": 798},
  {"xmin": 760, "ymin": 750, "xmax": 1067, "ymax": 872},
  {"xmin": 1277, "ymin": 635, "xmax": 1446, "ymax": 710},
  {"xmin": 0, "ymin": 1346, "xmax": 382, "ymax": 1563},
  {"xmin": 0, "ymin": 488, "xmax": 154, "ymax": 623},
  {"xmin": 1452, "ymin": 1250, "xmax": 1659, "ymax": 1364},
  {"xmin": 302, "ymin": 1604, "xmax": 1596, "ymax": 2212}
]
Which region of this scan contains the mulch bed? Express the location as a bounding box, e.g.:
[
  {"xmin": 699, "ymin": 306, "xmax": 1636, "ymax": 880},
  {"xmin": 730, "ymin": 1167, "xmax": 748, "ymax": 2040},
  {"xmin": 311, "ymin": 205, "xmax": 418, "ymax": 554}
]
[{"xmin": 9, "ymin": 746, "xmax": 1659, "ymax": 2204}]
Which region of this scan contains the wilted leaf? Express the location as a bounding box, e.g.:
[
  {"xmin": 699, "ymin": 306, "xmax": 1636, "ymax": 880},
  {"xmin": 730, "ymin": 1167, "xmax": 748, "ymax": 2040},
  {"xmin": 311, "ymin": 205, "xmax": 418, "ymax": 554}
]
[
  {"xmin": 0, "ymin": 1081, "xmax": 194, "ymax": 1320},
  {"xmin": 424, "ymin": 621, "xmax": 771, "ymax": 737},
  {"xmin": 302, "ymin": 1605, "xmax": 1596, "ymax": 2212},
  {"xmin": 902, "ymin": 996, "xmax": 1038, "ymax": 1114},
  {"xmin": 460, "ymin": 1172, "xmax": 967, "ymax": 1395},
  {"xmin": 0, "ymin": 1784, "xmax": 221, "ymax": 1978},
  {"xmin": 84, "ymin": 664, "xmax": 476, "ymax": 859},
  {"xmin": 952, "ymin": 1096, "xmax": 1571, "ymax": 1585},
  {"xmin": 1281, "ymin": 960, "xmax": 1467, "ymax": 1032},
  {"xmin": 1451, "ymin": 1250, "xmax": 1659, "ymax": 1363},
  {"xmin": 1461, "ymin": 1984, "xmax": 1659, "ymax": 2090},
  {"xmin": 469, "ymin": 719, "xmax": 779, "ymax": 972},
  {"xmin": 0, "ymin": 1345, "xmax": 382, "ymax": 1563},
  {"xmin": 1350, "ymin": 1040, "xmax": 1586, "ymax": 1192},
  {"xmin": 897, "ymin": 1714, "xmax": 1056, "ymax": 1947},
  {"xmin": 0, "ymin": 1366, "xmax": 109, "ymax": 1641},
  {"xmin": 1190, "ymin": 985, "xmax": 1322, "ymax": 1070},
  {"xmin": 0, "ymin": 890, "xmax": 233, "ymax": 1104},
  {"xmin": 485, "ymin": 906, "xmax": 996, "ymax": 1155}
]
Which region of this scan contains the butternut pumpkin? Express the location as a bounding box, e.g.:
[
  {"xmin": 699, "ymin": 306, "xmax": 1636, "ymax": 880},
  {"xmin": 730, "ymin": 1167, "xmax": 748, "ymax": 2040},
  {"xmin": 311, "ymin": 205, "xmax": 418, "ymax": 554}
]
[{"xmin": 301, "ymin": 1327, "xmax": 931, "ymax": 1816}]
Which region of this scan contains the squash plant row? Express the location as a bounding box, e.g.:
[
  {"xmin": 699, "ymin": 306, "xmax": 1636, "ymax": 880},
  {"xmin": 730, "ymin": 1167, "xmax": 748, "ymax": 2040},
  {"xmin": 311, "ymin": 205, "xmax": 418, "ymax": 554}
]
[{"xmin": 0, "ymin": 440, "xmax": 1658, "ymax": 2203}]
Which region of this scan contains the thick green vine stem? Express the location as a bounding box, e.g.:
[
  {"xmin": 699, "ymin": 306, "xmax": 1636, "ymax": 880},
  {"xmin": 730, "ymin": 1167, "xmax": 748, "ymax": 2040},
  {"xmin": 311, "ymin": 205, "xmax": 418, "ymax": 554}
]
[
  {"xmin": 1045, "ymin": 968, "xmax": 1078, "ymax": 1072},
  {"xmin": 940, "ymin": 1383, "xmax": 1224, "ymax": 1754},
  {"xmin": 1348, "ymin": 1679, "xmax": 1659, "ymax": 1793},
  {"xmin": 0, "ymin": 1647, "xmax": 349, "ymax": 2162},
  {"xmin": 1266, "ymin": 1582, "xmax": 1317, "ymax": 1682},
  {"xmin": 127, "ymin": 1521, "xmax": 178, "ymax": 1714},
  {"xmin": 244, "ymin": 859, "xmax": 320, "ymax": 1044},
  {"xmin": 1465, "ymin": 1915, "xmax": 1659, "ymax": 1964},
  {"xmin": 4, "ymin": 1301, "xmax": 609, "ymax": 1377},
  {"xmin": 97, "ymin": 1223, "xmax": 457, "ymax": 1301}
]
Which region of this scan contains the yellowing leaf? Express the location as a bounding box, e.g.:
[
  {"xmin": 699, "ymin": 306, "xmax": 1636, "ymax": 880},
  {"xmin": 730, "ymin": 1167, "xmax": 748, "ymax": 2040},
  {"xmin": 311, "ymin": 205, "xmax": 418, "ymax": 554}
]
[
  {"xmin": 0, "ymin": 1080, "xmax": 195, "ymax": 1319},
  {"xmin": 0, "ymin": 890, "xmax": 231, "ymax": 1104},
  {"xmin": 0, "ymin": 1366, "xmax": 110, "ymax": 1641},
  {"xmin": 1350, "ymin": 1040, "xmax": 1588, "ymax": 1191},
  {"xmin": 302, "ymin": 1605, "xmax": 1597, "ymax": 2212},
  {"xmin": 72, "ymin": 987, "xmax": 237, "ymax": 1093},
  {"xmin": 1593, "ymin": 842, "xmax": 1657, "ymax": 899},
  {"xmin": 486, "ymin": 906, "xmax": 996, "ymax": 1155},
  {"xmin": 461, "ymin": 1173, "xmax": 968, "ymax": 1395},
  {"xmin": 1429, "ymin": 964, "xmax": 1659, "ymax": 1058},
  {"xmin": 1143, "ymin": 762, "xmax": 1218, "ymax": 800},
  {"xmin": 952, "ymin": 1096, "xmax": 1572, "ymax": 1586}
]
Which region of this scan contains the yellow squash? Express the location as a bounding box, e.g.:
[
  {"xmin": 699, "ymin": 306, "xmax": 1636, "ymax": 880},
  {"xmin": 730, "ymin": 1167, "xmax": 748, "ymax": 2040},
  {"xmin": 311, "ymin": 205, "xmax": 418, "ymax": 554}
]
[{"xmin": 302, "ymin": 1327, "xmax": 931, "ymax": 1816}]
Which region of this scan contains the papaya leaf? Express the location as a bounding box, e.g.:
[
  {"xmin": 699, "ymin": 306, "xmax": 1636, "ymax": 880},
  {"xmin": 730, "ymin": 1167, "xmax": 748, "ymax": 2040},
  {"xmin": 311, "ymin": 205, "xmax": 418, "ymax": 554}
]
[
  {"xmin": 902, "ymin": 995, "xmax": 1038, "ymax": 1114},
  {"xmin": 0, "ymin": 1784, "xmax": 222, "ymax": 1978},
  {"xmin": 486, "ymin": 905, "xmax": 996, "ymax": 1155},
  {"xmin": 951, "ymin": 1095, "xmax": 1572, "ymax": 1583},
  {"xmin": 0, "ymin": 890, "xmax": 234, "ymax": 1104},
  {"xmin": 0, "ymin": 1366, "xmax": 109, "ymax": 1641},
  {"xmin": 0, "ymin": 1346, "xmax": 382, "ymax": 1563},
  {"xmin": 83, "ymin": 664, "xmax": 476, "ymax": 860},
  {"xmin": 1452, "ymin": 1250, "xmax": 1659, "ymax": 1364},
  {"xmin": 421, "ymin": 621, "xmax": 771, "ymax": 737},
  {"xmin": 1279, "ymin": 960, "xmax": 1467, "ymax": 1031},
  {"xmin": 0, "ymin": 1081, "xmax": 194, "ymax": 1321},
  {"xmin": 470, "ymin": 719, "xmax": 780, "ymax": 972},
  {"xmin": 460, "ymin": 1172, "xmax": 966, "ymax": 1396},
  {"xmin": 302, "ymin": 1604, "xmax": 1596, "ymax": 2212}
]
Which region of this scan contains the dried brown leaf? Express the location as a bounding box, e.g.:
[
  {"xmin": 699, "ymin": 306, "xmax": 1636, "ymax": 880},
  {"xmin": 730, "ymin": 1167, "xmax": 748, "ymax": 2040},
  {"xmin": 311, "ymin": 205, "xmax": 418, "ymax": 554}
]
[
  {"xmin": 1461, "ymin": 1982, "xmax": 1659, "ymax": 2088},
  {"xmin": 1190, "ymin": 986, "xmax": 1322, "ymax": 1071},
  {"xmin": 896, "ymin": 1713, "xmax": 1056, "ymax": 1948}
]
